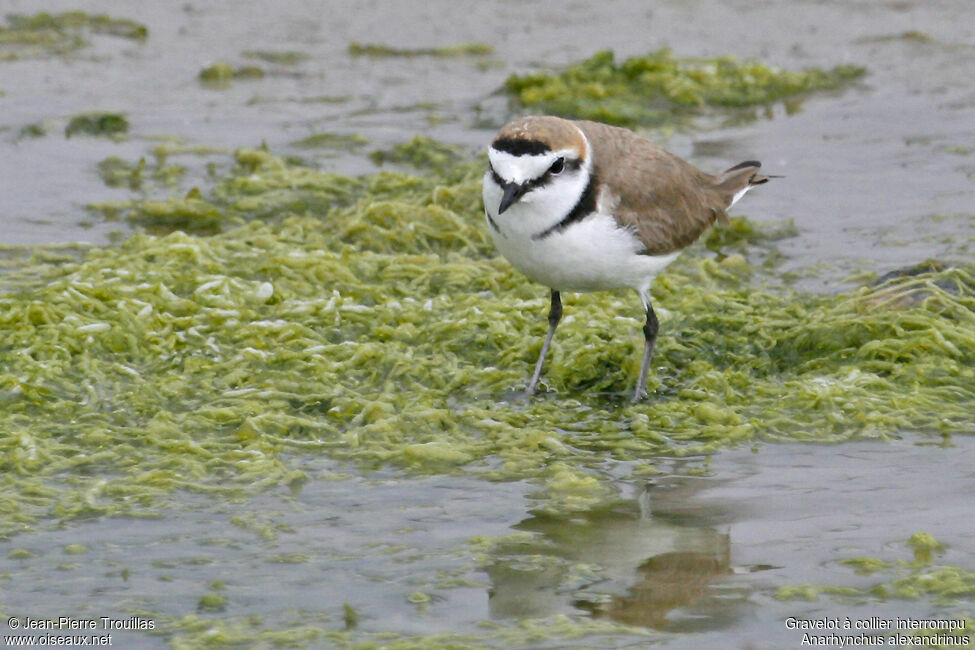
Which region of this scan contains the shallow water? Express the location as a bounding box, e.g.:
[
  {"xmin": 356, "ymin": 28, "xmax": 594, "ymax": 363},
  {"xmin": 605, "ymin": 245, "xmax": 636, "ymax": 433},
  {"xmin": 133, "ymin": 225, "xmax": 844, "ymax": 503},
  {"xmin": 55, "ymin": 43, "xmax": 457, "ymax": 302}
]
[
  {"xmin": 3, "ymin": 0, "xmax": 975, "ymax": 287},
  {"xmin": 2, "ymin": 438, "xmax": 973, "ymax": 647},
  {"xmin": 2, "ymin": 0, "xmax": 975, "ymax": 648}
]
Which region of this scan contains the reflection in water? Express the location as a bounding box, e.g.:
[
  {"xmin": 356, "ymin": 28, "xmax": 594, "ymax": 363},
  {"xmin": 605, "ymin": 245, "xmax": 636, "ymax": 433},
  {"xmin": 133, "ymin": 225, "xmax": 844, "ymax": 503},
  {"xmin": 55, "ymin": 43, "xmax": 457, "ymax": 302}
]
[
  {"xmin": 593, "ymin": 549, "xmax": 730, "ymax": 629},
  {"xmin": 483, "ymin": 485, "xmax": 736, "ymax": 630}
]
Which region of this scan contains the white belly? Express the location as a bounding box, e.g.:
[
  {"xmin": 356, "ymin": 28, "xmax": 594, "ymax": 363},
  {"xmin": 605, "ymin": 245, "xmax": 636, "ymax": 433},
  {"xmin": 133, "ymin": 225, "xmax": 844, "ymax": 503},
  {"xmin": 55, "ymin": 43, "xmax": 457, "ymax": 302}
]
[{"xmin": 489, "ymin": 210, "xmax": 679, "ymax": 295}]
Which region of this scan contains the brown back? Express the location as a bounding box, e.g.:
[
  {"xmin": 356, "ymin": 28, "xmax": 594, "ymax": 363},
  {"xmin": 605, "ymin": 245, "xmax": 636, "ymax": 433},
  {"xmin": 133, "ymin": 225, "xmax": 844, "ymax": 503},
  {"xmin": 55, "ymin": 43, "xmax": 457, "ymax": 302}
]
[{"xmin": 574, "ymin": 120, "xmax": 762, "ymax": 255}]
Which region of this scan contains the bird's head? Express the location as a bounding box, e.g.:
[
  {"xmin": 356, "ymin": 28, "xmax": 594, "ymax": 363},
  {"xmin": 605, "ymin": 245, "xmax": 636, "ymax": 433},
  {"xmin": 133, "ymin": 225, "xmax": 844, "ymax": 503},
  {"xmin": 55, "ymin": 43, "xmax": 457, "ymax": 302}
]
[{"xmin": 483, "ymin": 116, "xmax": 591, "ymax": 220}]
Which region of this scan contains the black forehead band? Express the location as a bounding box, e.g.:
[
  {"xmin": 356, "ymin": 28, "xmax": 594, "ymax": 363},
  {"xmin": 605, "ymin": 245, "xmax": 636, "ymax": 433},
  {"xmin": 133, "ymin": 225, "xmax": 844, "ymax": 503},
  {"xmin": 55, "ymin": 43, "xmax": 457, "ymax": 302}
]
[{"xmin": 491, "ymin": 137, "xmax": 551, "ymax": 157}]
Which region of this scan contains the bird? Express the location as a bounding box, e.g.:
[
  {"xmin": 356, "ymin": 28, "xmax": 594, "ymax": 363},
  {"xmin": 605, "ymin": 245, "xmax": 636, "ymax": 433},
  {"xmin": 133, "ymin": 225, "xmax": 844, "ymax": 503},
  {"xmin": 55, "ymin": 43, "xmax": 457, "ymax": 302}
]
[{"xmin": 482, "ymin": 115, "xmax": 771, "ymax": 401}]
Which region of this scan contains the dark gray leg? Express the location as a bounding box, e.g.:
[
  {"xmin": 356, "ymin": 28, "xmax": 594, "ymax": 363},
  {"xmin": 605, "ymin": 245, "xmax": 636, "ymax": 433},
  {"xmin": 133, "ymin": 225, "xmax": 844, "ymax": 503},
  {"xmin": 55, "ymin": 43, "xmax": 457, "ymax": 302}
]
[
  {"xmin": 526, "ymin": 290, "xmax": 562, "ymax": 396},
  {"xmin": 633, "ymin": 302, "xmax": 659, "ymax": 401}
]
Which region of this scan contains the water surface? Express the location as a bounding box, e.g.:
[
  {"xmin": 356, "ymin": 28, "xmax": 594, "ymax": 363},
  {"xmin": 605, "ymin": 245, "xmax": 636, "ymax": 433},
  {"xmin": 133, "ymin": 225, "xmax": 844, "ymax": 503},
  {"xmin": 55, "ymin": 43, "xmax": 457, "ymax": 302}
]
[{"xmin": 2, "ymin": 1, "xmax": 974, "ymax": 647}]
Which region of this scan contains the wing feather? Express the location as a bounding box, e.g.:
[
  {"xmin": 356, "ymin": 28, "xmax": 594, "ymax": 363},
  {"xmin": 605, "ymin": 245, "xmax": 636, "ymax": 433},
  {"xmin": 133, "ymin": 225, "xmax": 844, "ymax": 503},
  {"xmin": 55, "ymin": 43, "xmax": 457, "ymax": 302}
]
[{"xmin": 574, "ymin": 120, "xmax": 760, "ymax": 255}]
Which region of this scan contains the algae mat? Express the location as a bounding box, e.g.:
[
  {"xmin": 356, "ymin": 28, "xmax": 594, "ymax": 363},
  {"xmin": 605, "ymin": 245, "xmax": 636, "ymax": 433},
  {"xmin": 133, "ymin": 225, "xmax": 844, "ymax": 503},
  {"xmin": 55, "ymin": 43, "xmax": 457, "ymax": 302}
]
[
  {"xmin": 2, "ymin": 145, "xmax": 975, "ymax": 646},
  {"xmin": 0, "ymin": 11, "xmax": 147, "ymax": 61},
  {"xmin": 503, "ymin": 49, "xmax": 864, "ymax": 127},
  {"xmin": 3, "ymin": 144, "xmax": 975, "ymax": 531}
]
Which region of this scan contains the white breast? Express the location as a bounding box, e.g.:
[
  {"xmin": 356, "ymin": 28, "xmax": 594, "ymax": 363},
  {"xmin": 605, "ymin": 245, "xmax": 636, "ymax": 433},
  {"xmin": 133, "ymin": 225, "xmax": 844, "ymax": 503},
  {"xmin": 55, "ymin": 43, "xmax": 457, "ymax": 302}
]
[{"xmin": 484, "ymin": 174, "xmax": 679, "ymax": 299}]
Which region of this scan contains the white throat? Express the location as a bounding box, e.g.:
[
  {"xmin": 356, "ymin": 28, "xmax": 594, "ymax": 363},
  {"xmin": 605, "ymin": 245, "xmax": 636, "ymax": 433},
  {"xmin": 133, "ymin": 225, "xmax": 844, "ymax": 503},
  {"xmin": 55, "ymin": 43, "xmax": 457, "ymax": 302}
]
[{"xmin": 484, "ymin": 149, "xmax": 592, "ymax": 240}]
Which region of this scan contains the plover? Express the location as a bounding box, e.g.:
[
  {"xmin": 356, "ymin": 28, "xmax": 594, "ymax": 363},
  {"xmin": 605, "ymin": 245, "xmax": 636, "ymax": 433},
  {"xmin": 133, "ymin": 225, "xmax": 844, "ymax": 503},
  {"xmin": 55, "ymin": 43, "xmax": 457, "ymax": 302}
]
[{"xmin": 482, "ymin": 115, "xmax": 770, "ymax": 401}]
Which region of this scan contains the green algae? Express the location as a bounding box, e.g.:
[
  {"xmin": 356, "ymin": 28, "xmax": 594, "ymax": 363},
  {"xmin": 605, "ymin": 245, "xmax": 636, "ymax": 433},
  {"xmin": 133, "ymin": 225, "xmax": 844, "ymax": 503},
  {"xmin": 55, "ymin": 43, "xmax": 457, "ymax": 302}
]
[
  {"xmin": 233, "ymin": 65, "xmax": 265, "ymax": 80},
  {"xmin": 841, "ymin": 557, "xmax": 894, "ymax": 575},
  {"xmin": 199, "ymin": 63, "xmax": 265, "ymax": 87},
  {"xmin": 18, "ymin": 122, "xmax": 47, "ymax": 139},
  {"xmin": 197, "ymin": 593, "xmax": 228, "ymax": 613},
  {"xmin": 705, "ymin": 215, "xmax": 798, "ymax": 251},
  {"xmin": 343, "ymin": 603, "xmax": 359, "ymax": 629},
  {"xmin": 290, "ymin": 132, "xmax": 369, "ymax": 151},
  {"xmin": 858, "ymin": 31, "xmax": 937, "ymax": 45},
  {"xmin": 407, "ymin": 590, "xmax": 432, "ymax": 605},
  {"xmin": 910, "ymin": 531, "xmax": 947, "ymax": 565},
  {"xmin": 242, "ymin": 49, "xmax": 309, "ymax": 65},
  {"xmin": 65, "ymin": 112, "xmax": 129, "ymax": 138},
  {"xmin": 248, "ymin": 94, "xmax": 352, "ymax": 107},
  {"xmin": 122, "ymin": 194, "xmax": 225, "ymax": 234},
  {"xmin": 7, "ymin": 11, "xmax": 147, "ymax": 40},
  {"xmin": 348, "ymin": 42, "xmax": 493, "ymax": 58},
  {"xmin": 3, "ymin": 140, "xmax": 975, "ymax": 543},
  {"xmin": 504, "ymin": 49, "xmax": 865, "ymax": 127},
  {"xmin": 159, "ymin": 611, "xmax": 648, "ymax": 649},
  {"xmin": 778, "ymin": 533, "xmax": 975, "ymax": 611},
  {"xmin": 198, "ymin": 62, "xmax": 235, "ymax": 84},
  {"xmin": 97, "ymin": 156, "xmax": 186, "ymax": 190},
  {"xmin": 0, "ymin": 11, "xmax": 147, "ymax": 61},
  {"xmin": 909, "ymin": 532, "xmax": 946, "ymax": 551},
  {"xmin": 148, "ymin": 140, "xmax": 229, "ymax": 162},
  {"xmin": 369, "ymin": 135, "xmax": 468, "ymax": 173}
]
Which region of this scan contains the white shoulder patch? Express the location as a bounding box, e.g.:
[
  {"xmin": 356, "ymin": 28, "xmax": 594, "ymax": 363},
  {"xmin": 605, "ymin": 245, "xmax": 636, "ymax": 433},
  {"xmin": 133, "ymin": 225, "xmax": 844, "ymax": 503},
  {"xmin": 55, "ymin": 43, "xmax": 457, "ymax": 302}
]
[{"xmin": 596, "ymin": 185, "xmax": 620, "ymax": 214}]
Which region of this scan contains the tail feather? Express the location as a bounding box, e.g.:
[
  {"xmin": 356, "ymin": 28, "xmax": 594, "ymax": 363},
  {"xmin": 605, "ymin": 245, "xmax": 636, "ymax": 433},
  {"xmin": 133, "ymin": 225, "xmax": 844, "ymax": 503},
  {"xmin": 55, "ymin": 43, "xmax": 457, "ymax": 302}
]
[
  {"xmin": 714, "ymin": 160, "xmax": 773, "ymax": 209},
  {"xmin": 724, "ymin": 160, "xmax": 762, "ymax": 173}
]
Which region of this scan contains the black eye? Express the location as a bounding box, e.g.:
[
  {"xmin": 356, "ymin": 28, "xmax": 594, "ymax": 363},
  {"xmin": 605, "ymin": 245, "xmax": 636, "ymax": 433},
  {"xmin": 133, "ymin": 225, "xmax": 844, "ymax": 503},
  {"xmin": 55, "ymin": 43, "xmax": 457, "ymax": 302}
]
[{"xmin": 549, "ymin": 157, "xmax": 565, "ymax": 175}]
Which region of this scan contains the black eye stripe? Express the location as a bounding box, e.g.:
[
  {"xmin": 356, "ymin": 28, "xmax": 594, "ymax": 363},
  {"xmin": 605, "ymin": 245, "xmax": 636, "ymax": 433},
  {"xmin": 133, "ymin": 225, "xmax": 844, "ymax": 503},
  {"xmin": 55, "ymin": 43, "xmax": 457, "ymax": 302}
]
[
  {"xmin": 534, "ymin": 157, "xmax": 575, "ymax": 186},
  {"xmin": 489, "ymin": 165, "xmax": 505, "ymax": 187},
  {"xmin": 488, "ymin": 157, "xmax": 579, "ymax": 192}
]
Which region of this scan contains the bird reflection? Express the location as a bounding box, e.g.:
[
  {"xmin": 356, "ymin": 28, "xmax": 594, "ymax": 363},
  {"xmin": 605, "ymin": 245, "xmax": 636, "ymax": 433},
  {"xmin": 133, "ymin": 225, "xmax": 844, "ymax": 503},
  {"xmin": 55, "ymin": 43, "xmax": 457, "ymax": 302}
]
[
  {"xmin": 585, "ymin": 549, "xmax": 730, "ymax": 628},
  {"xmin": 483, "ymin": 489, "xmax": 734, "ymax": 630}
]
